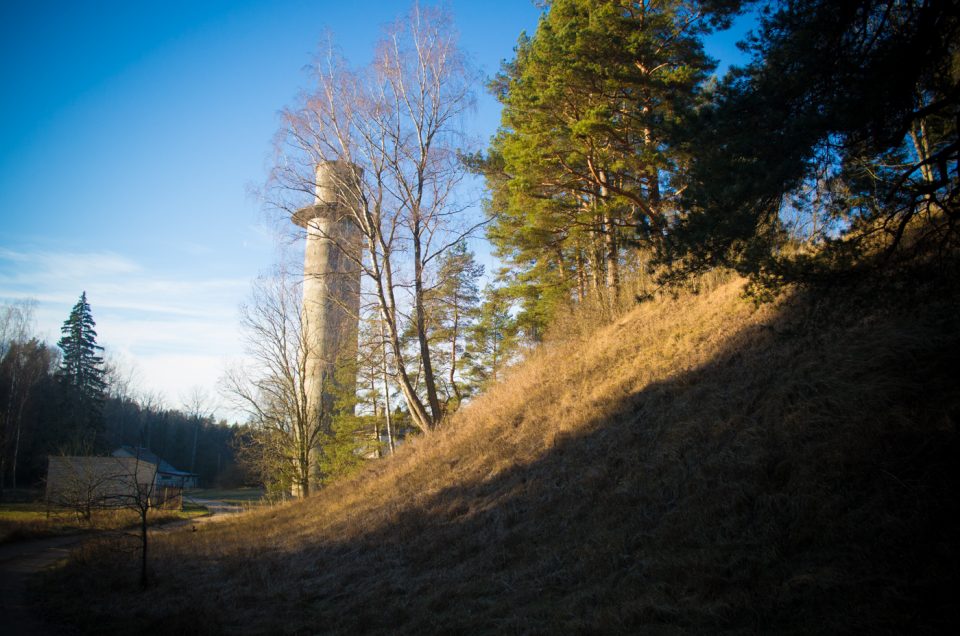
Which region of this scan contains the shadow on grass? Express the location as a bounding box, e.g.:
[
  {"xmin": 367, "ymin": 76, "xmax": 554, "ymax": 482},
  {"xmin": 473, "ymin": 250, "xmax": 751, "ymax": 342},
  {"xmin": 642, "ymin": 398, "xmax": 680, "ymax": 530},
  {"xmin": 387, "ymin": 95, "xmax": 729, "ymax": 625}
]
[{"xmin": 40, "ymin": 275, "xmax": 960, "ymax": 635}]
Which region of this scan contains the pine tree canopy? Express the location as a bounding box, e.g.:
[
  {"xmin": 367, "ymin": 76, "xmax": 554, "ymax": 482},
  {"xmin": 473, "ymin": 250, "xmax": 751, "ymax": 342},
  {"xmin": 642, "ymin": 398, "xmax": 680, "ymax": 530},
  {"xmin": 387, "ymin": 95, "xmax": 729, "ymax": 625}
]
[{"xmin": 56, "ymin": 291, "xmax": 106, "ymax": 406}]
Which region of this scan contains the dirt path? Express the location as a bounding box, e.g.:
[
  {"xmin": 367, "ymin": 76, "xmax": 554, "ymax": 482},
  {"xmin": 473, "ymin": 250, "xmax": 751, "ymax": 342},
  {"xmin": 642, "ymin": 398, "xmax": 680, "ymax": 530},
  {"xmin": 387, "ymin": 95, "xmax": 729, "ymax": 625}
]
[
  {"xmin": 0, "ymin": 500, "xmax": 245, "ymax": 635},
  {"xmin": 184, "ymin": 496, "xmax": 246, "ymax": 517},
  {"xmin": 0, "ymin": 534, "xmax": 86, "ymax": 635}
]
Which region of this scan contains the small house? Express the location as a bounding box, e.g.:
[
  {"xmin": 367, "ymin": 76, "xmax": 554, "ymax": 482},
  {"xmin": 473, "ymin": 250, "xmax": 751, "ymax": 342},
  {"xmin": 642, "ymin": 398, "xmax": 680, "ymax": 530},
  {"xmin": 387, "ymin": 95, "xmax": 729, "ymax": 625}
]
[
  {"xmin": 112, "ymin": 446, "xmax": 198, "ymax": 489},
  {"xmin": 46, "ymin": 455, "xmax": 158, "ymax": 511}
]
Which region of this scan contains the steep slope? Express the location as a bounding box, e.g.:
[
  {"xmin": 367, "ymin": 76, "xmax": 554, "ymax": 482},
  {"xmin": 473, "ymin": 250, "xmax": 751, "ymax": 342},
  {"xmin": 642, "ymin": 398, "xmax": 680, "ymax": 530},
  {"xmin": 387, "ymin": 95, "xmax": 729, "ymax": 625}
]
[{"xmin": 44, "ymin": 272, "xmax": 960, "ymax": 634}]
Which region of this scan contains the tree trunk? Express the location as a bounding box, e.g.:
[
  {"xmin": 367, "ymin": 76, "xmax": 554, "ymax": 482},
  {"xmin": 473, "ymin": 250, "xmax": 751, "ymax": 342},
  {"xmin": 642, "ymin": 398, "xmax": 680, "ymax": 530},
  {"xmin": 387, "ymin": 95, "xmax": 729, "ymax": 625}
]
[
  {"xmin": 139, "ymin": 506, "xmax": 149, "ymax": 589},
  {"xmin": 381, "ymin": 297, "xmax": 433, "ymax": 433},
  {"xmin": 189, "ymin": 420, "xmax": 199, "ymax": 474},
  {"xmin": 369, "ymin": 236, "xmax": 434, "ymax": 433},
  {"xmin": 448, "ymin": 298, "xmax": 462, "ymax": 407},
  {"xmin": 598, "ymin": 172, "xmax": 620, "ymax": 304},
  {"xmin": 413, "ymin": 239, "xmax": 442, "ymax": 424},
  {"xmin": 2, "ymin": 368, "xmax": 18, "ymax": 491},
  {"xmin": 370, "ymin": 375, "xmax": 382, "ymax": 458},
  {"xmin": 590, "ymin": 225, "xmax": 605, "ymax": 297},
  {"xmin": 603, "ymin": 212, "xmax": 620, "ymax": 303},
  {"xmin": 909, "ymin": 118, "xmax": 941, "ymax": 213},
  {"xmin": 11, "ymin": 399, "xmax": 25, "ymax": 489},
  {"xmin": 576, "ymin": 247, "xmax": 587, "ymax": 302},
  {"xmin": 378, "ymin": 316, "xmax": 395, "ymax": 454}
]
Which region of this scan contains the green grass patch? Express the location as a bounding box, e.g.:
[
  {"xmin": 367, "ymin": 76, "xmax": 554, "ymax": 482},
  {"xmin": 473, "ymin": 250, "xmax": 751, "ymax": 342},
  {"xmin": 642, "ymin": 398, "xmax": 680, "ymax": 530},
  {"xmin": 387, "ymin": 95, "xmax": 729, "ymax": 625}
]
[
  {"xmin": 181, "ymin": 500, "xmax": 209, "ymax": 515},
  {"xmin": 0, "ymin": 500, "xmax": 209, "ymax": 544},
  {"xmin": 188, "ymin": 487, "xmax": 267, "ymax": 505},
  {"xmin": 0, "ymin": 501, "xmax": 51, "ymax": 519},
  {"xmin": 0, "ymin": 501, "xmax": 80, "ymax": 543}
]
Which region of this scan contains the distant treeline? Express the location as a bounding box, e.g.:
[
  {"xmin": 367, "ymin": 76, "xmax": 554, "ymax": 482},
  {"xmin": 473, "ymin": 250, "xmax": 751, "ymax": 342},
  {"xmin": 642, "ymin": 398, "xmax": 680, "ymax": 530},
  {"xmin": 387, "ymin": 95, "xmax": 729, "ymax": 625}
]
[{"xmin": 0, "ymin": 300, "xmax": 246, "ymax": 496}]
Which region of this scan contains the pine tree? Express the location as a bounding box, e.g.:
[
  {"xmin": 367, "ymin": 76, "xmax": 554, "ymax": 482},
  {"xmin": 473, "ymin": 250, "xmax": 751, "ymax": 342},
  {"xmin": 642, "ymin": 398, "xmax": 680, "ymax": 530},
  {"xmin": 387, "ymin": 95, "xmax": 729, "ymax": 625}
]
[
  {"xmin": 465, "ymin": 285, "xmax": 519, "ymax": 389},
  {"xmin": 672, "ymin": 0, "xmax": 960, "ymax": 286},
  {"xmin": 427, "ymin": 243, "xmax": 484, "ymax": 412},
  {"xmin": 56, "ymin": 292, "xmax": 107, "ymax": 446},
  {"xmin": 482, "ymin": 0, "xmax": 740, "ymax": 332}
]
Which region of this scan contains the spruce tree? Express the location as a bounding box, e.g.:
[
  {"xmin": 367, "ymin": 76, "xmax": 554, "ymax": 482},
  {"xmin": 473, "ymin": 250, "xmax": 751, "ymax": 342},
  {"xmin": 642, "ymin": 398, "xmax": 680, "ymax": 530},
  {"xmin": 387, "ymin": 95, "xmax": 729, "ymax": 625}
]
[{"xmin": 56, "ymin": 291, "xmax": 107, "ymax": 447}]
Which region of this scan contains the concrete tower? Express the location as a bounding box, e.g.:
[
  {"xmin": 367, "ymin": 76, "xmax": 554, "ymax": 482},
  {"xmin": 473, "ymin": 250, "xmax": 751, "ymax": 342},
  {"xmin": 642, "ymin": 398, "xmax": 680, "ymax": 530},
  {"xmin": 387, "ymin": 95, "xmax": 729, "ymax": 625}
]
[{"xmin": 293, "ymin": 160, "xmax": 363, "ymax": 488}]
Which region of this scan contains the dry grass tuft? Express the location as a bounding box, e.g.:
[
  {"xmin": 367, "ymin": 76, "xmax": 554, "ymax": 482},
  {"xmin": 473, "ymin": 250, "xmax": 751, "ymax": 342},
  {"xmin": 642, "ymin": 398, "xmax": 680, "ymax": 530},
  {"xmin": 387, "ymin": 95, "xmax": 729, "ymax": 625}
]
[{"xmin": 38, "ymin": 268, "xmax": 960, "ymax": 634}]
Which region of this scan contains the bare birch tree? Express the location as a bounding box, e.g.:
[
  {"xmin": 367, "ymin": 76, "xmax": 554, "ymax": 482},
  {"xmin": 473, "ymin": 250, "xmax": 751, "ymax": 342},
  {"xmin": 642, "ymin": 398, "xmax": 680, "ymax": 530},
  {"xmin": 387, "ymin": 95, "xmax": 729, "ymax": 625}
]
[
  {"xmin": 45, "ymin": 452, "xmax": 158, "ymax": 588},
  {"xmin": 221, "ymin": 269, "xmax": 323, "ymax": 497},
  {"xmin": 270, "ymin": 3, "xmax": 480, "ymax": 433}
]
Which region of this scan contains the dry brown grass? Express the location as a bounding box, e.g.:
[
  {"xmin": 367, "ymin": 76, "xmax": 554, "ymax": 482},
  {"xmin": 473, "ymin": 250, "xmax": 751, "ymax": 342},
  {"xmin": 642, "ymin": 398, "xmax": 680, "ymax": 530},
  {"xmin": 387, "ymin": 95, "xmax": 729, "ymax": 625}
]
[{"xmin": 39, "ymin": 268, "xmax": 960, "ymax": 634}]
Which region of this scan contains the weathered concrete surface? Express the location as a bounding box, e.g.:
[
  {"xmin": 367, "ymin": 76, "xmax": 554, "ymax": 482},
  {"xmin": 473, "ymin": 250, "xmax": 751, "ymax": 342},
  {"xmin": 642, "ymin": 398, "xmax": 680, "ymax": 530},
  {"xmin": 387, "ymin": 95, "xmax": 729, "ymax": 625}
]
[{"xmin": 293, "ymin": 161, "xmax": 364, "ymax": 489}]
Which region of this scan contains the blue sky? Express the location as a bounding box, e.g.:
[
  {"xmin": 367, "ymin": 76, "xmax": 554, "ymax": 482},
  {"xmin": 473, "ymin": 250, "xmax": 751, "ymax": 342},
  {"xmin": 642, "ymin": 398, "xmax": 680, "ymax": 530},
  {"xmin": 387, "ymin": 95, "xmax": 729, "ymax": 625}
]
[{"xmin": 0, "ymin": 1, "xmax": 751, "ymax": 420}]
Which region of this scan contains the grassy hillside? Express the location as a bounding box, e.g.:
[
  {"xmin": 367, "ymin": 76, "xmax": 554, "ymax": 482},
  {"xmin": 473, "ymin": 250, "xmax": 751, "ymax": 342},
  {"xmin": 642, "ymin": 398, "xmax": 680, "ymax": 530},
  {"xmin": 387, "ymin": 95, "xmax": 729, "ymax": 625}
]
[{"xmin": 41, "ymin": 270, "xmax": 960, "ymax": 634}]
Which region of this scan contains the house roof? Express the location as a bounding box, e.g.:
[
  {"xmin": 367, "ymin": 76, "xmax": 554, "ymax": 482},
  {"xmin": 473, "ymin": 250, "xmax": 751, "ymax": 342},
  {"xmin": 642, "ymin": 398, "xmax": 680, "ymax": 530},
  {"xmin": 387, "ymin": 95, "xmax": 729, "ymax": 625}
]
[{"xmin": 112, "ymin": 446, "xmax": 196, "ymax": 477}]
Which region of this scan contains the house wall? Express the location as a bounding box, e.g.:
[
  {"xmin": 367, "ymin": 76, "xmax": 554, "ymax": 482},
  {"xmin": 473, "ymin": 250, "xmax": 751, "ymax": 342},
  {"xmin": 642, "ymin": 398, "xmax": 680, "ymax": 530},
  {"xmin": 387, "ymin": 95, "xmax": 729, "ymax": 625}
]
[{"xmin": 46, "ymin": 456, "xmax": 157, "ymax": 508}]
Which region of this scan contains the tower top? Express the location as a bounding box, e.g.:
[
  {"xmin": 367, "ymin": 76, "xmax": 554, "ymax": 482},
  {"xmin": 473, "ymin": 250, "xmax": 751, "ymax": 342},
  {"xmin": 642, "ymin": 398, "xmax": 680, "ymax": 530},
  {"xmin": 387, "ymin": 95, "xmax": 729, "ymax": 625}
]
[
  {"xmin": 314, "ymin": 160, "xmax": 362, "ymax": 204},
  {"xmin": 292, "ymin": 160, "xmax": 363, "ymax": 228}
]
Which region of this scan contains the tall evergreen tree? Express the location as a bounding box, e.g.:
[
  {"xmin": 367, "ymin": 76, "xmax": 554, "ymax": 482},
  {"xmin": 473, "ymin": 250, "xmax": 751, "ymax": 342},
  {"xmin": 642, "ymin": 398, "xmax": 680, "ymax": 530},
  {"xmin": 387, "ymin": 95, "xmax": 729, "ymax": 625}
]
[
  {"xmin": 465, "ymin": 285, "xmax": 519, "ymax": 389},
  {"xmin": 56, "ymin": 292, "xmax": 107, "ymax": 446},
  {"xmin": 671, "ymin": 0, "xmax": 960, "ymax": 286},
  {"xmin": 427, "ymin": 243, "xmax": 484, "ymax": 411},
  {"xmin": 481, "ymin": 0, "xmax": 743, "ymax": 334}
]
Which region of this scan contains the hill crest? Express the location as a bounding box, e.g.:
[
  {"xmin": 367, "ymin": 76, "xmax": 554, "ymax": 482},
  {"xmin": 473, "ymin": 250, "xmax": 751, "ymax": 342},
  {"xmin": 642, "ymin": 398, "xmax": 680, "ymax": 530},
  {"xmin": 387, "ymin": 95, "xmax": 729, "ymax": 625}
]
[{"xmin": 46, "ymin": 273, "xmax": 960, "ymax": 634}]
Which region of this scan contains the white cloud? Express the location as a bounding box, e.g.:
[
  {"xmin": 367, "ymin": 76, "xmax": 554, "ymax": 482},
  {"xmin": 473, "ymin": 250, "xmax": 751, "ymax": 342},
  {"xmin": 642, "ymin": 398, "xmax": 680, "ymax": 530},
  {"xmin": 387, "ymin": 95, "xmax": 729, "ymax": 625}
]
[
  {"xmin": 0, "ymin": 246, "xmax": 252, "ymax": 422},
  {"xmin": 0, "ymin": 247, "xmax": 141, "ymax": 281}
]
